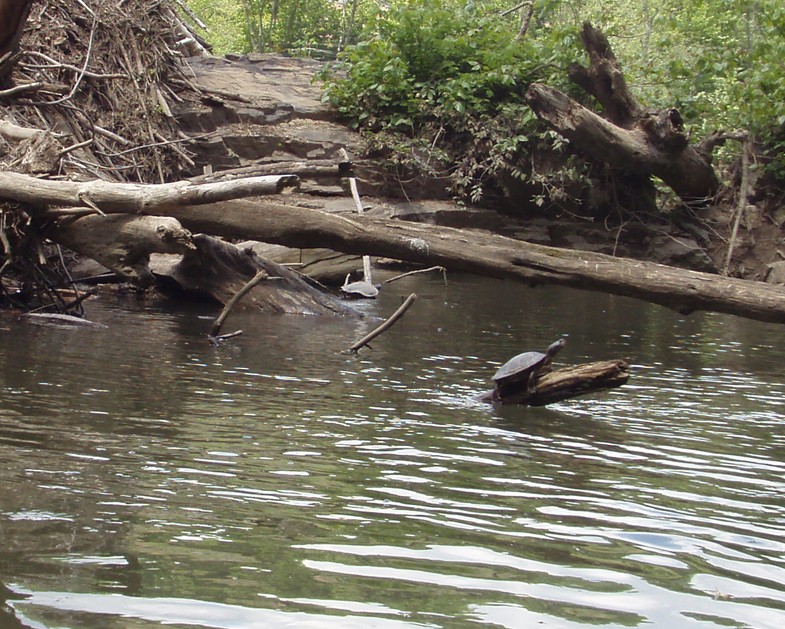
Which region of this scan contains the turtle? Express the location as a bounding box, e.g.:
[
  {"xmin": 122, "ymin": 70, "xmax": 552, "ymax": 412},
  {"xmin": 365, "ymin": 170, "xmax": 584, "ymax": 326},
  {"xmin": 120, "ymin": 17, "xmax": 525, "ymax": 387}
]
[{"xmin": 492, "ymin": 337, "xmax": 567, "ymax": 397}]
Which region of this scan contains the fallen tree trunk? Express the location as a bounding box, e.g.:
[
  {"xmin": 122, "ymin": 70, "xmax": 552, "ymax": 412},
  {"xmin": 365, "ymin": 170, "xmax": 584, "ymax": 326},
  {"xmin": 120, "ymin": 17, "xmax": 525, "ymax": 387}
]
[
  {"xmin": 525, "ymin": 83, "xmax": 718, "ymax": 203},
  {"xmin": 50, "ymin": 214, "xmax": 195, "ymax": 286},
  {"xmin": 4, "ymin": 170, "xmax": 784, "ymax": 323},
  {"xmin": 156, "ymin": 199, "xmax": 785, "ymax": 325},
  {"xmin": 150, "ymin": 234, "xmax": 358, "ymax": 316},
  {"xmin": 526, "ymin": 22, "xmax": 719, "ymax": 205}
]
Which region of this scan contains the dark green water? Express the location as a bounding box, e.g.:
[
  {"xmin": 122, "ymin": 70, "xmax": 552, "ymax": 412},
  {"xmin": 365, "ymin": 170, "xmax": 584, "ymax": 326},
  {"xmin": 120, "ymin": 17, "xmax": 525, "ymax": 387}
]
[{"xmin": 1, "ymin": 274, "xmax": 784, "ymax": 628}]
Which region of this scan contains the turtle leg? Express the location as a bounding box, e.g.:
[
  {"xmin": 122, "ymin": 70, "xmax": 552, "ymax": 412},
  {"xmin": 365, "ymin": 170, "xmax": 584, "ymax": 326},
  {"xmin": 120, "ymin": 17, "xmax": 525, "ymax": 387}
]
[
  {"xmin": 526, "ymin": 372, "xmax": 538, "ymax": 396},
  {"xmin": 528, "ymin": 366, "xmax": 549, "ymax": 395}
]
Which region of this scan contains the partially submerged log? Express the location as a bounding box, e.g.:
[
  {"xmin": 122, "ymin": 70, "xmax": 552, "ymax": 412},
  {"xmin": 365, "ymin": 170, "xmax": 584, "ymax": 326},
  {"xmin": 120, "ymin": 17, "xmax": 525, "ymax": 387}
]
[
  {"xmin": 476, "ymin": 359, "xmax": 630, "ymax": 406},
  {"xmin": 349, "ymin": 292, "xmax": 416, "ymax": 352},
  {"xmin": 49, "ymin": 214, "xmax": 195, "ymax": 286},
  {"xmin": 23, "ymin": 312, "xmax": 107, "ymax": 328},
  {"xmin": 2, "ymin": 156, "xmax": 784, "ymax": 322},
  {"xmin": 150, "ymin": 234, "xmax": 358, "ymax": 316},
  {"xmin": 526, "ymin": 22, "xmax": 719, "ymax": 205},
  {"xmin": 158, "ymin": 199, "xmax": 785, "ymax": 325}
]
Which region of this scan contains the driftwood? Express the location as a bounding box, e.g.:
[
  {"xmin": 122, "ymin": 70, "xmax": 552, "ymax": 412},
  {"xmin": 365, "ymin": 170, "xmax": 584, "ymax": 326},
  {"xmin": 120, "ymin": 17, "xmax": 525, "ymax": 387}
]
[
  {"xmin": 0, "ymin": 171, "xmax": 299, "ymax": 213},
  {"xmin": 1, "ymin": 150, "xmax": 781, "ymax": 322},
  {"xmin": 0, "ymin": 119, "xmax": 45, "ymax": 142},
  {"xmin": 150, "ymin": 234, "xmax": 358, "ymax": 316},
  {"xmin": 23, "ymin": 312, "xmax": 107, "ymax": 328},
  {"xmin": 209, "ymin": 269, "xmax": 269, "ymax": 339},
  {"xmin": 49, "ymin": 214, "xmax": 195, "ymax": 285},
  {"xmin": 476, "ymin": 359, "xmax": 630, "ymax": 406},
  {"xmin": 156, "ymin": 199, "xmax": 785, "ymax": 325},
  {"xmin": 526, "ymin": 23, "xmax": 719, "ymax": 205},
  {"xmin": 349, "ymin": 292, "xmax": 417, "ymax": 352}
]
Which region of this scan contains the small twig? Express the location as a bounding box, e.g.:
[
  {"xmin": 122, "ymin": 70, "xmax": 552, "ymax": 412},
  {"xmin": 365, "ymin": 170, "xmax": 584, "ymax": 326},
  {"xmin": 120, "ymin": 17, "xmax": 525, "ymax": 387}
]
[
  {"xmin": 74, "ymin": 0, "xmax": 95, "ymax": 16},
  {"xmin": 723, "ymin": 140, "xmax": 751, "ymax": 276},
  {"xmin": 29, "ymin": 15, "xmax": 98, "ymax": 106},
  {"xmin": 0, "ymin": 213, "xmax": 12, "ymax": 257},
  {"xmin": 62, "ymin": 287, "xmax": 99, "ymax": 311},
  {"xmin": 500, "ymin": 1, "xmax": 531, "ymax": 17},
  {"xmin": 43, "ymin": 207, "xmax": 101, "ymax": 218},
  {"xmin": 93, "ymin": 125, "xmax": 132, "ymax": 146},
  {"xmin": 21, "ymin": 52, "xmax": 128, "ymax": 79},
  {"xmin": 154, "ymin": 132, "xmax": 195, "ymax": 167},
  {"xmin": 0, "ymin": 82, "xmax": 43, "ymax": 98},
  {"xmin": 58, "ymin": 138, "xmax": 94, "ymax": 158},
  {"xmin": 174, "ymin": 0, "xmax": 209, "ymax": 30},
  {"xmin": 209, "ymin": 330, "xmax": 244, "ymax": 346},
  {"xmin": 97, "ymin": 131, "xmax": 213, "ymax": 158},
  {"xmin": 209, "ymin": 269, "xmax": 270, "ymax": 339},
  {"xmin": 77, "ymin": 192, "xmax": 106, "ymax": 217},
  {"xmin": 383, "ymin": 266, "xmax": 447, "ymax": 285},
  {"xmin": 349, "ymin": 293, "xmax": 417, "ymax": 353}
]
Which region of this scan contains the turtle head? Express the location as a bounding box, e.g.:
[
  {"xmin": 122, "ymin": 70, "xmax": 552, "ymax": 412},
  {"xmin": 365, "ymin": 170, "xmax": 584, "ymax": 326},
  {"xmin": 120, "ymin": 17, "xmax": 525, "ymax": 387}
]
[{"xmin": 546, "ymin": 336, "xmax": 567, "ymax": 358}]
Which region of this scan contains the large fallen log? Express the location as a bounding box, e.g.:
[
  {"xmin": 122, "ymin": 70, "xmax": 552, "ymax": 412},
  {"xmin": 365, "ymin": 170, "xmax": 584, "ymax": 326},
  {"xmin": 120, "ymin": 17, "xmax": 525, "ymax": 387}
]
[
  {"xmin": 150, "ymin": 234, "xmax": 358, "ymax": 316},
  {"xmin": 0, "ymin": 171, "xmax": 299, "ymax": 213},
  {"xmin": 50, "ymin": 214, "xmax": 195, "ymax": 286},
  {"xmin": 156, "ymin": 199, "xmax": 785, "ymax": 325},
  {"xmin": 3, "ymin": 171, "xmax": 784, "ymax": 323}
]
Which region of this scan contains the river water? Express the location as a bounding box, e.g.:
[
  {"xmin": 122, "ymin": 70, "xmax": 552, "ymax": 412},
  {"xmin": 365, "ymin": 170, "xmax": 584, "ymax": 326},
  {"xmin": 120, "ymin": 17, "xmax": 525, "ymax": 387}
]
[{"xmin": 1, "ymin": 274, "xmax": 784, "ymax": 628}]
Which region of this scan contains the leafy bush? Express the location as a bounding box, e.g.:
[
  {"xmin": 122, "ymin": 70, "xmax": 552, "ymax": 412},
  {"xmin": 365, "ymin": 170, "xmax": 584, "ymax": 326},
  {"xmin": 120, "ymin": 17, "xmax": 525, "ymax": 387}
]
[{"xmin": 320, "ymin": 0, "xmax": 584, "ymax": 203}]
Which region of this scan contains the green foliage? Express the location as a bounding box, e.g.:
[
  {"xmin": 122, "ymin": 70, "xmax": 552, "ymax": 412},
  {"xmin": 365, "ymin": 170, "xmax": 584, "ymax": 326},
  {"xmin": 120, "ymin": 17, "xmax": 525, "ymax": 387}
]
[
  {"xmin": 184, "ymin": 0, "xmax": 383, "ymax": 56},
  {"xmin": 184, "ymin": 0, "xmax": 247, "ymax": 55},
  {"xmin": 320, "ymin": 0, "xmax": 584, "ymax": 202},
  {"xmin": 575, "ymin": 0, "xmax": 785, "ymax": 179},
  {"xmin": 188, "ymin": 0, "xmax": 785, "ymax": 197}
]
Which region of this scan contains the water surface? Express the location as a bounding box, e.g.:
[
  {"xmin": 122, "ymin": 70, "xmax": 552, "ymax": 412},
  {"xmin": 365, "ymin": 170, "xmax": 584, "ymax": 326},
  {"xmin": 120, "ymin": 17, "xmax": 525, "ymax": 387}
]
[{"xmin": 1, "ymin": 275, "xmax": 784, "ymax": 628}]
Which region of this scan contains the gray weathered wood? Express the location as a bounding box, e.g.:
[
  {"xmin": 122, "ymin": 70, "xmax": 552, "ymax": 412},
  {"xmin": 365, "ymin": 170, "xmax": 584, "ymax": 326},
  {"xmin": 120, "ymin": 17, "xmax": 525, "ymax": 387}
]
[
  {"xmin": 160, "ymin": 199, "xmax": 785, "ymax": 325},
  {"xmin": 0, "ymin": 171, "xmax": 299, "ymax": 212}
]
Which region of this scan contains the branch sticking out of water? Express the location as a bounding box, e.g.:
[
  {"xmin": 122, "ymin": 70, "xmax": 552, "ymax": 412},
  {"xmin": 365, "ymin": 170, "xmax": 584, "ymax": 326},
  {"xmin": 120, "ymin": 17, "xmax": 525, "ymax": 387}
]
[
  {"xmin": 209, "ymin": 269, "xmax": 271, "ymax": 341},
  {"xmin": 349, "ymin": 293, "xmax": 417, "ymax": 353}
]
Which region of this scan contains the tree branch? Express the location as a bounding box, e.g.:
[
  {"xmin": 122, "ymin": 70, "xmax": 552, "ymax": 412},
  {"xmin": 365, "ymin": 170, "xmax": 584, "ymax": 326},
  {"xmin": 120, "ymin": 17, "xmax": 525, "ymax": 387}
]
[{"xmin": 0, "ymin": 171, "xmax": 300, "ymax": 212}]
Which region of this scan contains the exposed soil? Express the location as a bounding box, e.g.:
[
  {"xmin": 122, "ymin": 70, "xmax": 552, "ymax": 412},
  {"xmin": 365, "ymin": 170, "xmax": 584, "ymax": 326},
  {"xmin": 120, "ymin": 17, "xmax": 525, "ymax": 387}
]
[{"xmin": 174, "ymin": 53, "xmax": 785, "ymax": 283}]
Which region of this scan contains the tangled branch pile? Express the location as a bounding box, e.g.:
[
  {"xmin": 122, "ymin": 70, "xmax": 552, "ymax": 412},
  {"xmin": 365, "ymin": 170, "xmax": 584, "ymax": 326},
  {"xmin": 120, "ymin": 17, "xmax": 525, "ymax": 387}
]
[
  {"xmin": 0, "ymin": 0, "xmax": 206, "ymax": 310},
  {"xmin": 2, "ymin": 0, "xmax": 203, "ymax": 180}
]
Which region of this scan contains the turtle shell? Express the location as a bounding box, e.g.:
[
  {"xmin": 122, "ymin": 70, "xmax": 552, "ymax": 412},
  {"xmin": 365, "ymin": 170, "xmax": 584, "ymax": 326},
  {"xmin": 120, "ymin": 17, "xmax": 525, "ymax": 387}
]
[
  {"xmin": 492, "ymin": 351, "xmax": 548, "ymax": 386},
  {"xmin": 492, "ymin": 337, "xmax": 567, "ymax": 387}
]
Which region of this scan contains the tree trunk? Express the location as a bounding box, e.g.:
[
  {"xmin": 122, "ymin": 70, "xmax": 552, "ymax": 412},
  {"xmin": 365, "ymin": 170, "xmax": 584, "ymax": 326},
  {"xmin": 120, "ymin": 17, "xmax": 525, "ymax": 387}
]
[
  {"xmin": 525, "ymin": 22, "xmax": 719, "ymax": 205},
  {"xmin": 150, "ymin": 234, "xmax": 358, "ymax": 316},
  {"xmin": 3, "ymin": 171, "xmax": 783, "ymax": 323},
  {"xmin": 157, "ymin": 199, "xmax": 785, "ymax": 325},
  {"xmin": 50, "ymin": 215, "xmax": 195, "ymax": 286},
  {"xmin": 0, "ymin": 171, "xmax": 299, "ymax": 213}
]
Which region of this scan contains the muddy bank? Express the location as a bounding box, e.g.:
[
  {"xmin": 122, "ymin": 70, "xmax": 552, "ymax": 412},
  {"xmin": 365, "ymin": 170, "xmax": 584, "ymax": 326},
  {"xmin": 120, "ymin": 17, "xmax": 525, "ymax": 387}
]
[{"xmin": 172, "ymin": 53, "xmax": 783, "ymax": 284}]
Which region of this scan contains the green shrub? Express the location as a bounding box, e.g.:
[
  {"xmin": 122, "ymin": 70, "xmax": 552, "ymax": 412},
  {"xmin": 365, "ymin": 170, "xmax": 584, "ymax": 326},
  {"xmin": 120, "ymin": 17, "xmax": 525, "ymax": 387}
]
[{"xmin": 320, "ymin": 0, "xmax": 583, "ymax": 202}]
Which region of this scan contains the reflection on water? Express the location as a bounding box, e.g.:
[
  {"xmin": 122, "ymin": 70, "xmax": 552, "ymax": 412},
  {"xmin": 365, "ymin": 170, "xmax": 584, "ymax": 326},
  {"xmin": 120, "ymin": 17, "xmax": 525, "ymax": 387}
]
[{"xmin": 1, "ymin": 276, "xmax": 785, "ymax": 628}]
